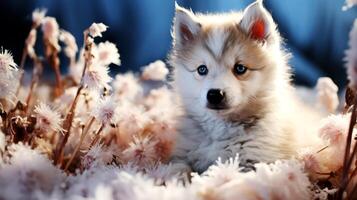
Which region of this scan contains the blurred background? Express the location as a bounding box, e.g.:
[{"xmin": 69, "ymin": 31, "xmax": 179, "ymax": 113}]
[{"xmin": 0, "ymin": 0, "xmax": 356, "ymax": 87}]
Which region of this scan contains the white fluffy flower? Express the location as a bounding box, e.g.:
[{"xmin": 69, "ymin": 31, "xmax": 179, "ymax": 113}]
[
  {"xmin": 312, "ymin": 114, "xmax": 355, "ymax": 172},
  {"xmin": 91, "ymin": 96, "xmax": 118, "ymax": 125},
  {"xmin": 32, "ymin": 8, "xmax": 47, "ymax": 26},
  {"xmin": 190, "ymin": 157, "xmax": 312, "ymax": 200},
  {"xmin": 42, "ymin": 17, "xmax": 61, "ymax": 51},
  {"xmin": 88, "ymin": 23, "xmax": 108, "ymax": 38},
  {"xmin": 122, "ymin": 136, "xmax": 158, "ymax": 167},
  {"xmin": 69, "ymin": 59, "xmax": 84, "ymax": 84},
  {"xmin": 93, "ymin": 41, "xmax": 121, "ymax": 66},
  {"xmin": 346, "ymin": 19, "xmax": 357, "ymax": 89},
  {"xmin": 0, "ymin": 73, "xmax": 18, "ymax": 101},
  {"xmin": 144, "ymin": 86, "xmax": 174, "ymax": 109},
  {"xmin": 318, "ymin": 114, "xmax": 350, "ymax": 147},
  {"xmin": 59, "ymin": 29, "xmax": 78, "ymax": 60},
  {"xmin": 0, "ymin": 144, "xmax": 64, "ymax": 199},
  {"xmin": 117, "ymin": 103, "xmax": 151, "ymax": 136},
  {"xmin": 316, "ymin": 77, "xmax": 339, "ymax": 113},
  {"xmin": 192, "ymin": 156, "xmax": 242, "ymax": 188},
  {"xmin": 141, "ymin": 60, "xmax": 169, "ymax": 81},
  {"xmin": 113, "ymin": 73, "xmax": 143, "ymax": 101},
  {"xmin": 34, "ymin": 102, "xmax": 63, "ymax": 133},
  {"xmin": 0, "ymin": 48, "xmax": 18, "ymax": 78},
  {"xmin": 82, "ymin": 65, "xmax": 112, "ymax": 91},
  {"xmin": 81, "ymin": 144, "xmax": 113, "ymax": 169}
]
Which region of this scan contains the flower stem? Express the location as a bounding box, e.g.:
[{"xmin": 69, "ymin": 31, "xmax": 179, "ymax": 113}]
[
  {"xmin": 337, "ymin": 98, "xmax": 357, "ymax": 199},
  {"xmin": 89, "ymin": 123, "xmax": 105, "ymax": 147},
  {"xmin": 54, "ymin": 30, "xmax": 93, "ymax": 165},
  {"xmin": 44, "ymin": 39, "xmax": 63, "ymax": 97},
  {"xmin": 24, "ymin": 58, "xmax": 43, "ymax": 113},
  {"xmin": 64, "ymin": 116, "xmax": 95, "ymax": 170},
  {"xmin": 54, "ymin": 85, "xmax": 83, "ymax": 165},
  {"xmin": 15, "ymin": 47, "xmax": 28, "ymax": 96}
]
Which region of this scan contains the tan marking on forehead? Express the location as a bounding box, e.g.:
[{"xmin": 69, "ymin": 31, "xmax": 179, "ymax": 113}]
[
  {"xmin": 221, "ymin": 25, "xmax": 245, "ymax": 56},
  {"xmin": 203, "ymin": 26, "xmax": 229, "ymax": 60},
  {"xmin": 202, "ymin": 23, "xmax": 249, "ymax": 61}
]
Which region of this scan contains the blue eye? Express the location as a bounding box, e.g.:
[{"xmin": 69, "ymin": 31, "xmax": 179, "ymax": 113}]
[
  {"xmin": 197, "ymin": 65, "xmax": 208, "ymax": 76},
  {"xmin": 233, "ymin": 63, "xmax": 247, "ymax": 75}
]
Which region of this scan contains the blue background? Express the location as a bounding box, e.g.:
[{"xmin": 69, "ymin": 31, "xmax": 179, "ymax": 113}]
[{"xmin": 0, "ymin": 0, "xmax": 356, "ymax": 87}]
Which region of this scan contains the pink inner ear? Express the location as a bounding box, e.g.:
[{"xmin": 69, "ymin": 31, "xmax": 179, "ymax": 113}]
[
  {"xmin": 180, "ymin": 24, "xmax": 194, "ymax": 41},
  {"xmin": 250, "ymin": 19, "xmax": 265, "ymax": 40}
]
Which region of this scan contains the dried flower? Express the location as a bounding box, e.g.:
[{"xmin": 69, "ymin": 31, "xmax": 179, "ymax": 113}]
[
  {"xmin": 0, "ymin": 48, "xmax": 18, "ymax": 78},
  {"xmin": 316, "ymin": 77, "xmax": 339, "ymax": 113},
  {"xmin": 298, "ymin": 148, "xmax": 321, "ymax": 175},
  {"xmin": 117, "ymin": 103, "xmax": 151, "ymax": 136},
  {"xmin": 90, "ymin": 96, "xmax": 118, "ymax": 125},
  {"xmin": 82, "ymin": 65, "xmax": 112, "ymax": 91},
  {"xmin": 81, "ymin": 143, "xmax": 113, "ymax": 169},
  {"xmin": 69, "ymin": 60, "xmax": 84, "ymax": 84},
  {"xmin": 141, "ymin": 60, "xmax": 169, "ymax": 81},
  {"xmin": 26, "ymin": 29, "xmax": 37, "ymax": 58},
  {"xmin": 93, "ymin": 41, "xmax": 120, "ymax": 66},
  {"xmin": 318, "ymin": 114, "xmax": 349, "ymax": 147},
  {"xmin": 88, "ymin": 23, "xmax": 108, "ymax": 38},
  {"xmin": 34, "ymin": 102, "xmax": 64, "ymax": 133},
  {"xmin": 122, "ymin": 136, "xmax": 158, "ymax": 167},
  {"xmin": 113, "ymin": 73, "xmax": 143, "ymax": 101},
  {"xmin": 59, "ymin": 29, "xmax": 78, "ymax": 60},
  {"xmin": 0, "ymin": 76, "xmax": 17, "ymax": 101},
  {"xmin": 32, "ymin": 8, "xmax": 46, "ymax": 27},
  {"xmin": 346, "ymin": 19, "xmax": 357, "ymax": 90},
  {"xmin": 0, "ymin": 144, "xmax": 64, "ymax": 198},
  {"xmin": 42, "ymin": 17, "xmax": 60, "ymax": 51}
]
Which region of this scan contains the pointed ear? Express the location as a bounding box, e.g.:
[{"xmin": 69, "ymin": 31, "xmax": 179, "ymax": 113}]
[
  {"xmin": 173, "ymin": 3, "xmax": 201, "ymax": 46},
  {"xmin": 239, "ymin": 0, "xmax": 277, "ymax": 42}
]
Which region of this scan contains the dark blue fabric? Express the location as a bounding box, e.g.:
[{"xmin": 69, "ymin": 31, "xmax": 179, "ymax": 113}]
[{"xmin": 0, "ymin": 0, "xmax": 355, "ymax": 87}]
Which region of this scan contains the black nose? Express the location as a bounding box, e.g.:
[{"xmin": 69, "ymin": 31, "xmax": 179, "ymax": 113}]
[{"xmin": 207, "ymin": 89, "xmax": 225, "ymax": 105}]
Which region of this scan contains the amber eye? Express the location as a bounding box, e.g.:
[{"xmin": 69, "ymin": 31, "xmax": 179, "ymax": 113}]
[
  {"xmin": 233, "ymin": 63, "xmax": 247, "ymax": 75},
  {"xmin": 197, "ymin": 65, "xmax": 208, "ymax": 76}
]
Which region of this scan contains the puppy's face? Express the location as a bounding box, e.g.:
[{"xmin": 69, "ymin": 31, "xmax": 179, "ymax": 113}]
[{"xmin": 170, "ymin": 1, "xmax": 289, "ymax": 119}]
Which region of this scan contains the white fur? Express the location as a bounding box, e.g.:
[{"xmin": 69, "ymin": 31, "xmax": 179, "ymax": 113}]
[{"xmin": 170, "ymin": 1, "xmax": 322, "ymax": 173}]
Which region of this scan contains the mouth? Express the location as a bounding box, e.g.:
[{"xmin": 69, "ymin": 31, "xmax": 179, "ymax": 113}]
[{"xmin": 206, "ymin": 103, "xmax": 229, "ymax": 110}]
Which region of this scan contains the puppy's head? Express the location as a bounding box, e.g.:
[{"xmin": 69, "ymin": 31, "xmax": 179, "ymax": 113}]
[{"xmin": 170, "ymin": 1, "xmax": 291, "ymax": 119}]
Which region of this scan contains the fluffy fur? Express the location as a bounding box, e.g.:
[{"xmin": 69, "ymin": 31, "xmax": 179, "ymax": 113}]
[{"xmin": 169, "ymin": 1, "xmax": 322, "ymax": 173}]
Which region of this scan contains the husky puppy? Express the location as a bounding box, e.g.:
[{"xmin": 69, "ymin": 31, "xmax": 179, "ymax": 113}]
[{"xmin": 169, "ymin": 1, "xmax": 321, "ymax": 173}]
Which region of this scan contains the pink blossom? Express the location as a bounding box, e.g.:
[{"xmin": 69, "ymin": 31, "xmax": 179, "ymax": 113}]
[
  {"xmin": 34, "ymin": 102, "xmax": 64, "ymax": 133},
  {"xmin": 113, "ymin": 73, "xmax": 143, "ymax": 101},
  {"xmin": 82, "ymin": 65, "xmax": 112, "ymax": 91},
  {"xmin": 316, "ymin": 77, "xmax": 339, "ymax": 113},
  {"xmin": 94, "ymin": 41, "xmax": 120, "ymax": 66},
  {"xmin": 122, "ymin": 137, "xmax": 158, "ymax": 167},
  {"xmin": 90, "ymin": 96, "xmax": 118, "ymax": 125},
  {"xmin": 42, "ymin": 17, "xmax": 61, "ymax": 51},
  {"xmin": 318, "ymin": 114, "xmax": 349, "ymax": 147},
  {"xmin": 141, "ymin": 60, "xmax": 169, "ymax": 81},
  {"xmin": 0, "ymin": 48, "xmax": 18, "ymax": 78},
  {"xmin": 88, "ymin": 23, "xmax": 108, "ymax": 38},
  {"xmin": 59, "ymin": 30, "xmax": 78, "ymax": 60},
  {"xmin": 32, "ymin": 8, "xmax": 46, "ymax": 26}
]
